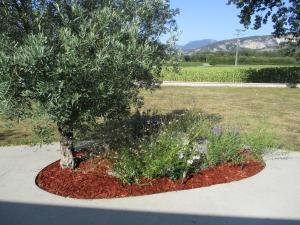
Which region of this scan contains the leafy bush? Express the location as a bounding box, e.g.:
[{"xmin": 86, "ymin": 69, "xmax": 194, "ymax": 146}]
[
  {"xmin": 241, "ymin": 129, "xmax": 278, "ymax": 159},
  {"xmin": 204, "ymin": 131, "xmax": 244, "ymax": 167},
  {"xmin": 113, "ymin": 111, "xmax": 216, "ymax": 183},
  {"xmin": 141, "ymin": 112, "xmax": 214, "ymax": 180},
  {"xmin": 113, "ymin": 111, "xmax": 277, "ymax": 184},
  {"xmin": 113, "ymin": 147, "xmax": 144, "ymax": 184}
]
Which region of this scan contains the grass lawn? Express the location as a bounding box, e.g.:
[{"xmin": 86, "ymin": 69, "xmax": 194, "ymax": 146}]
[
  {"xmin": 0, "ymin": 119, "xmax": 34, "ymax": 146},
  {"xmin": 142, "ymin": 87, "xmax": 300, "ymax": 151},
  {"xmin": 1, "ymin": 86, "xmax": 299, "ymax": 151}
]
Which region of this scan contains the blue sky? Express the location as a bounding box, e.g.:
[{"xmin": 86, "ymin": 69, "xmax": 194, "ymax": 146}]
[{"xmin": 170, "ymin": 0, "xmax": 275, "ymax": 45}]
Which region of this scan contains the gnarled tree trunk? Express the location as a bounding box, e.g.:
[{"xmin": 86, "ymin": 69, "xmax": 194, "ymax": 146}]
[{"xmin": 59, "ymin": 125, "xmax": 75, "ymax": 169}]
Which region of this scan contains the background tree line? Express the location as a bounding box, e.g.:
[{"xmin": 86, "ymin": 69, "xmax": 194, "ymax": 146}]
[{"xmin": 183, "ymin": 47, "xmax": 300, "ymax": 65}]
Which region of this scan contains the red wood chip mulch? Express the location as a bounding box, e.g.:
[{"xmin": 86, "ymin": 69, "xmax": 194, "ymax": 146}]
[{"xmin": 36, "ymin": 154, "xmax": 264, "ymax": 199}]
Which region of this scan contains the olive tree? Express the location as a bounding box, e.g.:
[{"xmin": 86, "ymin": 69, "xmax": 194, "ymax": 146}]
[
  {"xmin": 0, "ymin": 0, "xmax": 179, "ymax": 169},
  {"xmin": 228, "ymin": 0, "xmax": 299, "ymax": 42}
]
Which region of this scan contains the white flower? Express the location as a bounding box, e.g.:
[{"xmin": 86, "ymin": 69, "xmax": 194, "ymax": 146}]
[
  {"xmin": 192, "ymin": 155, "xmax": 201, "ymax": 161},
  {"xmin": 187, "ymin": 159, "xmax": 194, "ymax": 165},
  {"xmin": 178, "ymin": 151, "xmax": 184, "ymax": 159}
]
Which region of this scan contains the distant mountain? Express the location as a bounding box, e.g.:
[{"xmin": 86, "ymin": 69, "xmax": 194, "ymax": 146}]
[
  {"xmin": 177, "ymin": 39, "xmax": 217, "ymax": 52},
  {"xmin": 190, "ymin": 35, "xmax": 288, "ymax": 53}
]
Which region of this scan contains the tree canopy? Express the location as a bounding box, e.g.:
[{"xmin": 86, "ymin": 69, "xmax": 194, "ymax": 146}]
[
  {"xmin": 228, "ymin": 0, "xmax": 300, "ymax": 41},
  {"xmin": 0, "ymin": 0, "xmax": 179, "ymax": 168}
]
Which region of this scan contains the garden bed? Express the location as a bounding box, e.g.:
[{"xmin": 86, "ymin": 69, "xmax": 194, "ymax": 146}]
[
  {"xmin": 36, "ymin": 154, "xmax": 264, "ymax": 199},
  {"xmin": 36, "ymin": 111, "xmax": 273, "ymax": 199}
]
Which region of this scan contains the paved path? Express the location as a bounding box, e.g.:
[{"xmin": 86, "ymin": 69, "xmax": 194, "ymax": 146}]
[
  {"xmin": 0, "ymin": 144, "xmax": 300, "ymax": 225},
  {"xmin": 162, "ymin": 81, "xmax": 299, "ymax": 88}
]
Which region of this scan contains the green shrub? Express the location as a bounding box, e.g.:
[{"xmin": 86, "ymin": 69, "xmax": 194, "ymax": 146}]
[
  {"xmin": 113, "ymin": 111, "xmax": 277, "ymax": 184},
  {"xmin": 113, "ymin": 147, "xmax": 144, "ymax": 184},
  {"xmin": 114, "ymin": 111, "xmax": 216, "ymax": 183},
  {"xmin": 241, "ymin": 129, "xmax": 278, "ymax": 159},
  {"xmin": 204, "ymin": 128, "xmax": 278, "ymax": 167},
  {"xmin": 204, "ymin": 131, "xmax": 244, "ymax": 167},
  {"xmin": 141, "ymin": 113, "xmax": 214, "ymax": 180}
]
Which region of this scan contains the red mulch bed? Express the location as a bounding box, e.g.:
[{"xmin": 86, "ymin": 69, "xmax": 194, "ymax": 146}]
[{"xmin": 36, "ymin": 153, "xmax": 264, "ymax": 199}]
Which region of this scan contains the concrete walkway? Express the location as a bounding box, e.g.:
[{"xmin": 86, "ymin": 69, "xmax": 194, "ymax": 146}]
[
  {"xmin": 0, "ymin": 144, "xmax": 300, "ymax": 225},
  {"xmin": 162, "ymin": 81, "xmax": 300, "ymax": 88}
]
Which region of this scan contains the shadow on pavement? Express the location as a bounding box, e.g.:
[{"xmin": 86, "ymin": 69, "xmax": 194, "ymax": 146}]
[{"xmin": 0, "ymin": 201, "xmax": 299, "ymax": 225}]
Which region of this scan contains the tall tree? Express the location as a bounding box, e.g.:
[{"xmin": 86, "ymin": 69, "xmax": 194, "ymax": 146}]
[
  {"xmin": 228, "ymin": 0, "xmax": 300, "ymax": 42},
  {"xmin": 0, "ymin": 0, "xmax": 179, "ymax": 169}
]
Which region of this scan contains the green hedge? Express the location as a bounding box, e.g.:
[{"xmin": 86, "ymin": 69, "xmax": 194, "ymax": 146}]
[
  {"xmin": 187, "ymin": 50, "xmax": 300, "ymax": 65},
  {"xmin": 199, "ymin": 56, "xmax": 298, "ymax": 65}
]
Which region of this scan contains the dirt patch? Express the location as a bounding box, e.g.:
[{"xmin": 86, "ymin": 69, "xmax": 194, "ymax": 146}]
[{"xmin": 36, "ymin": 153, "xmax": 264, "ymax": 199}]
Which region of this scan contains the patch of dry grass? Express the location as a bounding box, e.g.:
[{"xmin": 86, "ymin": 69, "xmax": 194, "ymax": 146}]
[{"xmin": 0, "ymin": 119, "xmax": 35, "ymax": 146}]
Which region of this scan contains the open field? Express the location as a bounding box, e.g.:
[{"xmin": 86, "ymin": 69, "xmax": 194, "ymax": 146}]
[
  {"xmin": 1, "ymin": 87, "xmax": 300, "ymax": 151},
  {"xmin": 163, "ymin": 65, "xmax": 300, "ymax": 83}
]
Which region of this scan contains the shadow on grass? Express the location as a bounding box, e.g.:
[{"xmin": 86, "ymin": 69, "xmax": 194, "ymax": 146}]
[
  {"xmin": 0, "ymin": 201, "xmax": 299, "ymax": 225},
  {"xmin": 75, "ymin": 109, "xmax": 222, "ymax": 153},
  {"xmin": 245, "ymin": 67, "xmax": 300, "ymax": 84},
  {"xmin": 0, "ymin": 129, "xmax": 22, "ymax": 141}
]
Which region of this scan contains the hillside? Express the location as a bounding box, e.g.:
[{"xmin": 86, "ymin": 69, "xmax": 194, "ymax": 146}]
[
  {"xmin": 177, "ymin": 39, "xmax": 217, "ymax": 52},
  {"xmin": 192, "ymin": 35, "xmax": 287, "ymax": 53}
]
